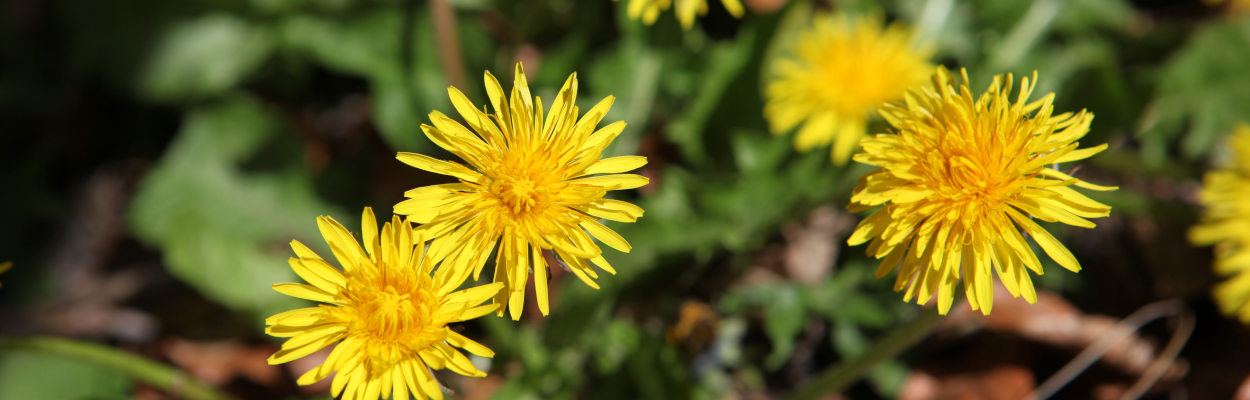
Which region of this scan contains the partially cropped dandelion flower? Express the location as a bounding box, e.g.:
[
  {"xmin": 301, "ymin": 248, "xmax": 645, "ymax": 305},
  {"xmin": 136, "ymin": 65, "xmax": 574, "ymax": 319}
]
[
  {"xmin": 1190, "ymin": 123, "xmax": 1250, "ymax": 322},
  {"xmin": 764, "ymin": 13, "xmax": 934, "ymax": 165},
  {"xmin": 1203, "ymin": 0, "xmax": 1250, "ymax": 15},
  {"xmin": 847, "ymin": 67, "xmax": 1116, "ymax": 315},
  {"xmin": 614, "ymin": 0, "xmax": 745, "ymax": 29},
  {"xmin": 395, "ymin": 63, "xmax": 647, "ymax": 319},
  {"xmin": 0, "ymin": 261, "xmax": 11, "ymax": 288},
  {"xmin": 266, "ymin": 207, "xmax": 503, "ymax": 400}
]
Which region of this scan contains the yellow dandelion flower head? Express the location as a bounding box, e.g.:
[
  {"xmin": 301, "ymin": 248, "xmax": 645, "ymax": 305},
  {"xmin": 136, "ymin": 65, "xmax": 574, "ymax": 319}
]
[
  {"xmin": 1190, "ymin": 123, "xmax": 1250, "ymax": 322},
  {"xmin": 1204, "ymin": 0, "xmax": 1250, "ymax": 15},
  {"xmin": 0, "ymin": 261, "xmax": 11, "ymax": 288},
  {"xmin": 764, "ymin": 12, "xmax": 934, "ymax": 165},
  {"xmin": 613, "ymin": 0, "xmax": 744, "ymax": 29},
  {"xmin": 266, "ymin": 207, "xmax": 503, "ymax": 400},
  {"xmin": 846, "ymin": 66, "xmax": 1117, "ymax": 316},
  {"xmin": 396, "ymin": 63, "xmax": 648, "ymax": 320}
]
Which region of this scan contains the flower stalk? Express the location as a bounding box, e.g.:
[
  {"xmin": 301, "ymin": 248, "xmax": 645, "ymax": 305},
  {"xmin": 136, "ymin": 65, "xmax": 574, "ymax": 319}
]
[{"xmin": 785, "ymin": 308, "xmax": 944, "ymax": 400}]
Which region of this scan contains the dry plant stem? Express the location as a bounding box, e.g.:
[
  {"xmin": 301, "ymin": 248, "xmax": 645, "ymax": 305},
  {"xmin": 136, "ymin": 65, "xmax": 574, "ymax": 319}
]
[
  {"xmin": 1117, "ymin": 310, "xmax": 1195, "ymax": 400},
  {"xmin": 786, "ymin": 307, "xmax": 945, "ymax": 400},
  {"xmin": 0, "ymin": 336, "xmax": 237, "ymax": 400},
  {"xmin": 430, "ymin": 0, "xmax": 467, "ymax": 90},
  {"xmin": 1030, "ymin": 299, "xmax": 1186, "ymax": 400}
]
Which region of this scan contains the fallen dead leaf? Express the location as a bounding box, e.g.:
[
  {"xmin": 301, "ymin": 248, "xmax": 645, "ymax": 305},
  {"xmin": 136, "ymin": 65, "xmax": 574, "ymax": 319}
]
[
  {"xmin": 898, "ymin": 365, "xmax": 1035, "ymax": 400},
  {"xmin": 781, "ymin": 205, "xmax": 852, "ymax": 285},
  {"xmin": 164, "ymin": 338, "xmax": 281, "ymax": 388}
]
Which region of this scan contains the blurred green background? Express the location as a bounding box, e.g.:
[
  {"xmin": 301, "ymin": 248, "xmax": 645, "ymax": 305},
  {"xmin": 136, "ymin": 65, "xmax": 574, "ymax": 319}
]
[{"xmin": 2, "ymin": 0, "xmax": 1250, "ymax": 399}]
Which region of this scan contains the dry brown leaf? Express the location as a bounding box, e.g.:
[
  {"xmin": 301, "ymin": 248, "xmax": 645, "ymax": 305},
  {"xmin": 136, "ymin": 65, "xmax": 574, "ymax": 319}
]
[
  {"xmin": 949, "ymin": 282, "xmax": 1177, "ymax": 378},
  {"xmin": 666, "ymin": 300, "xmax": 720, "ymax": 356},
  {"xmin": 781, "ymin": 206, "xmax": 852, "ymax": 285},
  {"xmin": 898, "ymin": 365, "xmax": 1035, "ymax": 400},
  {"xmin": 163, "ymin": 338, "xmax": 281, "ymax": 388}
]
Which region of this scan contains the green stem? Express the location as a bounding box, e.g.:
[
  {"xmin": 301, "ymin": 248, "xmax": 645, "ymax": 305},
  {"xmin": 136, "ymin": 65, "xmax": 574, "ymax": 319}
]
[
  {"xmin": 988, "ymin": 0, "xmax": 1064, "ymax": 71},
  {"xmin": 786, "ymin": 307, "xmax": 945, "ymax": 400},
  {"xmin": 0, "ymin": 337, "xmax": 237, "ymax": 400}
]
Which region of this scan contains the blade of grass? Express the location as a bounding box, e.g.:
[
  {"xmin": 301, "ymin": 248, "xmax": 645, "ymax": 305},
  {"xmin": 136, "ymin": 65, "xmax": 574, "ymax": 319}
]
[{"xmin": 0, "ymin": 337, "xmax": 237, "ymax": 400}]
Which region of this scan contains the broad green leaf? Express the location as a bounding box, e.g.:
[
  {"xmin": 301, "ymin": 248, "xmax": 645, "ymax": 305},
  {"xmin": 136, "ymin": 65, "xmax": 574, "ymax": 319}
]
[
  {"xmin": 141, "ymin": 14, "xmax": 274, "ymax": 100},
  {"xmin": 588, "ymin": 40, "xmax": 663, "ymax": 157},
  {"xmin": 280, "ymin": 9, "xmax": 462, "ymax": 153},
  {"xmin": 0, "ymin": 350, "xmax": 131, "ymax": 400},
  {"xmin": 128, "ymin": 96, "xmax": 342, "ymax": 318},
  {"xmin": 1144, "ymin": 18, "xmax": 1250, "ymax": 163},
  {"xmin": 761, "ymin": 284, "xmax": 805, "ymax": 369},
  {"xmin": 667, "ymin": 28, "xmax": 756, "ymax": 165}
]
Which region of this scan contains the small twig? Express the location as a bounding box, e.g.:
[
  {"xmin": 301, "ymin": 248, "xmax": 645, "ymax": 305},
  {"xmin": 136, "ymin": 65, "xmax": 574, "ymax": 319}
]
[
  {"xmin": 430, "ymin": 0, "xmax": 467, "ymax": 90},
  {"xmin": 1118, "ymin": 311, "xmax": 1194, "ymax": 400},
  {"xmin": 1029, "ymin": 299, "xmax": 1187, "ymax": 400},
  {"xmin": 786, "ymin": 307, "xmax": 945, "ymax": 400}
]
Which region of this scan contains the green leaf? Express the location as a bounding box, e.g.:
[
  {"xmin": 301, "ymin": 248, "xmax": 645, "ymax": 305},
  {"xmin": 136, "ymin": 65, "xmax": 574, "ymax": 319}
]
[
  {"xmin": 832, "ymin": 322, "xmax": 869, "ymax": 358},
  {"xmin": 587, "ymin": 319, "xmax": 643, "ymax": 374},
  {"xmin": 667, "ymin": 28, "xmax": 756, "ymax": 165},
  {"xmin": 868, "ymin": 360, "xmax": 909, "ymax": 397},
  {"xmin": 761, "ymin": 284, "xmax": 805, "ymax": 369},
  {"xmin": 1145, "ymin": 19, "xmax": 1250, "ymax": 162},
  {"xmin": 0, "ymin": 350, "xmax": 131, "ymax": 400},
  {"xmin": 128, "ymin": 96, "xmax": 343, "ymax": 318},
  {"xmin": 281, "ymin": 9, "xmax": 455, "ymax": 152},
  {"xmin": 1053, "ymin": 0, "xmax": 1132, "ymax": 33},
  {"xmin": 588, "ymin": 40, "xmax": 663, "ymax": 157},
  {"xmin": 141, "ymin": 13, "xmax": 274, "ymax": 101}
]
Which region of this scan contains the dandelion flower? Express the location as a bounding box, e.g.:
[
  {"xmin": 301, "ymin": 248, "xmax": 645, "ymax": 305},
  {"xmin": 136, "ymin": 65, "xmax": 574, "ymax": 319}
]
[
  {"xmin": 846, "ymin": 67, "xmax": 1116, "ymax": 315},
  {"xmin": 395, "ymin": 63, "xmax": 648, "ymax": 320},
  {"xmin": 764, "ymin": 13, "xmax": 934, "ymax": 165},
  {"xmin": 613, "ymin": 0, "xmax": 744, "ymax": 30},
  {"xmin": 0, "ymin": 261, "xmax": 10, "ymax": 288},
  {"xmin": 1203, "ymin": 0, "xmax": 1250, "ymax": 15},
  {"xmin": 266, "ymin": 207, "xmax": 504, "ymax": 400},
  {"xmin": 1190, "ymin": 123, "xmax": 1250, "ymax": 322}
]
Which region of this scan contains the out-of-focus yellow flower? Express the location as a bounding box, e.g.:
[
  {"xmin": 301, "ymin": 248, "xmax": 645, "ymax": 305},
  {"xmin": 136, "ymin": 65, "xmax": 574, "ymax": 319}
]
[
  {"xmin": 265, "ymin": 208, "xmax": 503, "ymax": 400},
  {"xmin": 395, "ymin": 63, "xmax": 647, "ymax": 320},
  {"xmin": 1191, "ymin": 123, "xmax": 1250, "ymax": 322},
  {"xmin": 614, "ymin": 0, "xmax": 745, "ymax": 29},
  {"xmin": 764, "ymin": 12, "xmax": 933, "ymax": 165},
  {"xmin": 0, "ymin": 261, "xmax": 10, "ymax": 288},
  {"xmin": 1204, "ymin": 0, "xmax": 1250, "ymax": 15},
  {"xmin": 847, "ymin": 67, "xmax": 1116, "ymax": 315}
]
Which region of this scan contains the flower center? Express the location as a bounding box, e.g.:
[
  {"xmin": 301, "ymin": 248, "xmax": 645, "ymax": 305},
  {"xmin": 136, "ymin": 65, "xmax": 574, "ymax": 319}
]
[
  {"xmin": 356, "ymin": 286, "xmax": 431, "ymax": 343},
  {"xmin": 813, "ymin": 41, "xmax": 929, "ymax": 116},
  {"xmin": 487, "ymin": 157, "xmax": 561, "ymax": 220}
]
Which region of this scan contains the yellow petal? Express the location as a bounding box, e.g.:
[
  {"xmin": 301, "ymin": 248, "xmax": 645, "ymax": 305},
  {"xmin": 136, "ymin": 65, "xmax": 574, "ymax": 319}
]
[
  {"xmin": 272, "ymin": 283, "xmax": 337, "ymax": 303},
  {"xmin": 583, "ymin": 156, "xmax": 648, "ymax": 176},
  {"xmin": 446, "ymin": 330, "xmax": 495, "ymax": 358},
  {"xmin": 569, "ymin": 174, "xmax": 650, "ymax": 190},
  {"xmin": 581, "ymin": 220, "xmax": 632, "ymax": 253},
  {"xmin": 396, "ymin": 152, "xmax": 482, "ymax": 183},
  {"xmin": 1007, "ymin": 208, "xmax": 1081, "ymax": 272},
  {"xmin": 1054, "ymin": 143, "xmax": 1107, "ymax": 163}
]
